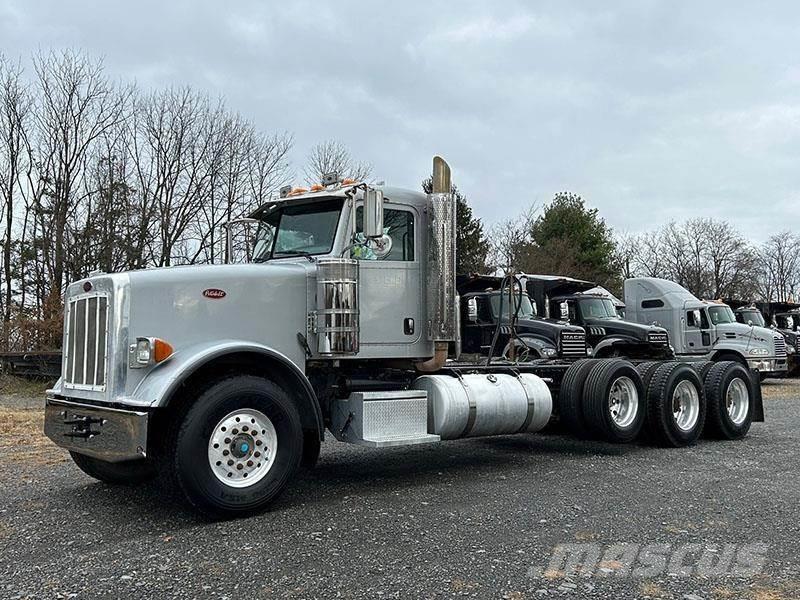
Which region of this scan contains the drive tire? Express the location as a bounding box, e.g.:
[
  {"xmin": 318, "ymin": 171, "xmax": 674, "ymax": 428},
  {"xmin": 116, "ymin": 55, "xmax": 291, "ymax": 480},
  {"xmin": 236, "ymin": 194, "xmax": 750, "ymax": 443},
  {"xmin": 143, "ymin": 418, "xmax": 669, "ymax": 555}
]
[
  {"xmin": 70, "ymin": 452, "xmax": 157, "ymax": 485},
  {"xmin": 703, "ymin": 361, "xmax": 754, "ymax": 440},
  {"xmin": 582, "ymin": 359, "xmax": 645, "ymax": 443},
  {"xmin": 690, "ymin": 360, "xmax": 715, "ymax": 381},
  {"xmin": 558, "ymin": 359, "xmax": 598, "ymax": 438},
  {"xmin": 161, "ymin": 375, "xmax": 303, "ymax": 519},
  {"xmin": 644, "ymin": 362, "xmax": 706, "ymax": 447},
  {"xmin": 636, "ymin": 361, "xmax": 662, "ymax": 391}
]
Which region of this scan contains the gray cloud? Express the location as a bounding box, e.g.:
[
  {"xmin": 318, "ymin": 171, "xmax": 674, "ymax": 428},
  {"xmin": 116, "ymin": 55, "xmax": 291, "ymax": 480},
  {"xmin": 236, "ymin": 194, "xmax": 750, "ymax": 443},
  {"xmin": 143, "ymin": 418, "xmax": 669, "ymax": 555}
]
[{"xmin": 1, "ymin": 0, "xmax": 798, "ymax": 240}]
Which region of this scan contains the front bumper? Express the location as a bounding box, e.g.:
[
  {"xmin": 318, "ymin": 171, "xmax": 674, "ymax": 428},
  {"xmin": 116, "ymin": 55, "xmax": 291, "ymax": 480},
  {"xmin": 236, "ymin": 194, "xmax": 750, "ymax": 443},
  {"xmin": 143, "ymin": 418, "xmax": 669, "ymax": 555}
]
[
  {"xmin": 44, "ymin": 397, "xmax": 149, "ymax": 462},
  {"xmin": 746, "ymin": 357, "xmax": 787, "ymax": 375}
]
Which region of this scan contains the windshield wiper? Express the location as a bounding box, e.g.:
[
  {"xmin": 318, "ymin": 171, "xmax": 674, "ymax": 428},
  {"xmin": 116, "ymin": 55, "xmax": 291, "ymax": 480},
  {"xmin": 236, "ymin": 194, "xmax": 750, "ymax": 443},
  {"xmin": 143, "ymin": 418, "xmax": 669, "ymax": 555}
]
[{"xmin": 273, "ymin": 249, "xmax": 316, "ymax": 262}]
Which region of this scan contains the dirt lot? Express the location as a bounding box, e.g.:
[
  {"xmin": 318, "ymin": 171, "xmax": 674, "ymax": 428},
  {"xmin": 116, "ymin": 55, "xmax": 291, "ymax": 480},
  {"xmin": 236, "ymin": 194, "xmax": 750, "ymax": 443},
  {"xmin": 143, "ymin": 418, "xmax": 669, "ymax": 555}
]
[{"xmin": 0, "ymin": 376, "xmax": 799, "ymax": 599}]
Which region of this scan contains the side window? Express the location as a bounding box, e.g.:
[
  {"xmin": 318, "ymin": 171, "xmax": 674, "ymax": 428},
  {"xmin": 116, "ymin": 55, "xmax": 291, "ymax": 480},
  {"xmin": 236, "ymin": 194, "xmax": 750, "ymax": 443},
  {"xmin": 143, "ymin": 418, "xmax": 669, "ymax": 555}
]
[
  {"xmin": 641, "ymin": 299, "xmax": 664, "ymax": 309},
  {"xmin": 686, "ymin": 311, "xmax": 697, "ymax": 327},
  {"xmin": 699, "ymin": 310, "xmax": 710, "ymax": 329},
  {"xmin": 354, "ymin": 206, "xmax": 415, "ymax": 261}
]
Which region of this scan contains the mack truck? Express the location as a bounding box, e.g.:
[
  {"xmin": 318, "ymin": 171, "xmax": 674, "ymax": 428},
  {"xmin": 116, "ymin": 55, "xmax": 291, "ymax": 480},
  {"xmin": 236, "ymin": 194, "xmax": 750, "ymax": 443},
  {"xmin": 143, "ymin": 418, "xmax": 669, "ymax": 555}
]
[
  {"xmin": 625, "ymin": 278, "xmax": 787, "ymax": 380},
  {"xmin": 44, "ymin": 157, "xmax": 764, "ymax": 518},
  {"xmin": 727, "ymin": 301, "xmax": 799, "ymax": 374},
  {"xmin": 456, "ymin": 274, "xmax": 588, "ymax": 361},
  {"xmin": 523, "ymin": 275, "xmax": 673, "ymax": 360}
]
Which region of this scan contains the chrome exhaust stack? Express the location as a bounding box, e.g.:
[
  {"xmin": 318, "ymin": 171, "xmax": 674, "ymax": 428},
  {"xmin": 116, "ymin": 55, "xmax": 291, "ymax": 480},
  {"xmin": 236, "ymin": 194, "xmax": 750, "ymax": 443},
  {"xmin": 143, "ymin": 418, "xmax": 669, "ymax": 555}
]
[{"xmin": 418, "ymin": 156, "xmax": 457, "ymax": 372}]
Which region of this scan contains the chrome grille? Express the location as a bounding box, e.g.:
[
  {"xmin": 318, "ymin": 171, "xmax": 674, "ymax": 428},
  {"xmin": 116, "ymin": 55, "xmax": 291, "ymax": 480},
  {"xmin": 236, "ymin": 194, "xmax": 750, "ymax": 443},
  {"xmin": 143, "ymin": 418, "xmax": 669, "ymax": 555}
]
[
  {"xmin": 774, "ymin": 334, "xmax": 787, "ymax": 359},
  {"xmin": 64, "ymin": 294, "xmax": 109, "ymax": 390},
  {"xmin": 560, "ymin": 331, "xmax": 587, "ymax": 357}
]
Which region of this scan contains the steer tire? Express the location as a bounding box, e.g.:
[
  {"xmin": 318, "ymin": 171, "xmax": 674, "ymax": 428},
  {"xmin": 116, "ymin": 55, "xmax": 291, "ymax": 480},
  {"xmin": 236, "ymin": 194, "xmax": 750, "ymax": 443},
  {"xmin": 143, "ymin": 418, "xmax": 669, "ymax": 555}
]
[
  {"xmin": 160, "ymin": 375, "xmax": 303, "ymax": 519},
  {"xmin": 300, "ymin": 431, "xmax": 321, "ymax": 470},
  {"xmin": 703, "ymin": 361, "xmax": 755, "ymax": 440},
  {"xmin": 582, "ymin": 359, "xmax": 645, "ymax": 443},
  {"xmin": 644, "ymin": 362, "xmax": 706, "ymax": 447},
  {"xmin": 70, "ymin": 452, "xmax": 157, "ymax": 485},
  {"xmin": 558, "ymin": 359, "xmax": 598, "ymax": 438}
]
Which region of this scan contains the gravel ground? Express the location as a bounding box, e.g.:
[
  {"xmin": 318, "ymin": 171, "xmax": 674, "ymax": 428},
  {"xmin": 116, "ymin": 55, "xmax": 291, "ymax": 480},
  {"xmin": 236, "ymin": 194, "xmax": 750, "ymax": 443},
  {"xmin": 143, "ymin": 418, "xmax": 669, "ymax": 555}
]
[{"xmin": 0, "ymin": 379, "xmax": 799, "ymax": 599}]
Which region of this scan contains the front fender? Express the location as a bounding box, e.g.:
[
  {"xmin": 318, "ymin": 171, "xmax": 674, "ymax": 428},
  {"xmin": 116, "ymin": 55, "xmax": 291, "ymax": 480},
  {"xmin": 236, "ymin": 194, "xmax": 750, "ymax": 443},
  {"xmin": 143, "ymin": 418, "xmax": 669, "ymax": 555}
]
[
  {"xmin": 593, "ymin": 336, "xmax": 635, "ymax": 355},
  {"xmin": 517, "ymin": 335, "xmax": 556, "ymax": 354}
]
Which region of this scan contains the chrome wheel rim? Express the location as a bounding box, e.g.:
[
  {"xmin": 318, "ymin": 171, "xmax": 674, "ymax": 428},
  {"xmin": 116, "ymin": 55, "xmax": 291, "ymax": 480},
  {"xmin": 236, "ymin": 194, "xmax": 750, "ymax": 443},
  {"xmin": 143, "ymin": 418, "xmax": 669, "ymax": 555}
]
[
  {"xmin": 608, "ymin": 376, "xmax": 639, "ymax": 428},
  {"xmin": 672, "ymin": 380, "xmax": 700, "ymax": 432},
  {"xmin": 726, "ymin": 378, "xmax": 750, "ymax": 426},
  {"xmin": 207, "ymin": 408, "xmax": 277, "ymax": 488}
]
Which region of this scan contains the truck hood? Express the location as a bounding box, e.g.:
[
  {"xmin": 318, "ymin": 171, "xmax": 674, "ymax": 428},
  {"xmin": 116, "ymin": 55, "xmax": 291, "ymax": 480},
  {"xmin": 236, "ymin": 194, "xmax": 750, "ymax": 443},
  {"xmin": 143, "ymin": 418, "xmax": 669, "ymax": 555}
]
[
  {"xmin": 582, "ymin": 317, "xmax": 666, "ymax": 340},
  {"xmin": 714, "ymin": 322, "xmax": 775, "ymax": 344},
  {"xmin": 514, "ymin": 317, "xmax": 584, "ymax": 338}
]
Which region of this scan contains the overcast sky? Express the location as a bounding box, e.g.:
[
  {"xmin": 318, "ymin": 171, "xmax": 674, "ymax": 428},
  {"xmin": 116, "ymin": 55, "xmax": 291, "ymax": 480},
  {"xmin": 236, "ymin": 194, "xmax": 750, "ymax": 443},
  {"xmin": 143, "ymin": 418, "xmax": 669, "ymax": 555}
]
[{"xmin": 1, "ymin": 1, "xmax": 798, "ymax": 241}]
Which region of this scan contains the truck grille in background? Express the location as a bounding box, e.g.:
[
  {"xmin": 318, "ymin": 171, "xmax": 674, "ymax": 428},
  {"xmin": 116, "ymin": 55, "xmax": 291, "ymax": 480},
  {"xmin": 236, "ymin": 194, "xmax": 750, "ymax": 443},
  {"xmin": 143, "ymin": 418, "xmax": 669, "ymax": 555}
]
[
  {"xmin": 796, "ymin": 337, "xmax": 800, "ymax": 353},
  {"xmin": 648, "ymin": 332, "xmax": 669, "ymax": 345},
  {"xmin": 774, "ymin": 334, "xmax": 787, "ymax": 359},
  {"xmin": 64, "ymin": 294, "xmax": 109, "ymax": 390},
  {"xmin": 560, "ymin": 331, "xmax": 586, "ymax": 357}
]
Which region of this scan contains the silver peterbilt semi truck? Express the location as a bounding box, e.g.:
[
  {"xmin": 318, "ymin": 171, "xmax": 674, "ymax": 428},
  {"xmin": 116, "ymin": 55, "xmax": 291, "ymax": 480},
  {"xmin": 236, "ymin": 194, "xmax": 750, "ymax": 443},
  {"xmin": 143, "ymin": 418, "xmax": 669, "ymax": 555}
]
[{"xmin": 44, "ymin": 158, "xmax": 763, "ymax": 518}]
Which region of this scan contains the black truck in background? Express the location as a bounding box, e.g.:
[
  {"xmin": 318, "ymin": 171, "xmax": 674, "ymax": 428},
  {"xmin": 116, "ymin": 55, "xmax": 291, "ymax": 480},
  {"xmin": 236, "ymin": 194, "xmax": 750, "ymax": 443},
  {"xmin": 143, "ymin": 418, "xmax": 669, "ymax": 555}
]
[
  {"xmin": 729, "ymin": 300, "xmax": 800, "ymax": 374},
  {"xmin": 523, "ymin": 274, "xmax": 673, "ymax": 360},
  {"xmin": 457, "ymin": 275, "xmax": 588, "ymax": 361}
]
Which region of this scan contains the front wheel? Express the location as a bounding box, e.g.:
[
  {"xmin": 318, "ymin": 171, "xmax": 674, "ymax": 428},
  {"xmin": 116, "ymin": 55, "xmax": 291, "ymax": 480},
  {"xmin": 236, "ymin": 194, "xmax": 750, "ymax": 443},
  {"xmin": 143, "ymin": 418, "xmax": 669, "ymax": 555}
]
[
  {"xmin": 161, "ymin": 375, "xmax": 304, "ymax": 519},
  {"xmin": 70, "ymin": 452, "xmax": 157, "ymax": 485}
]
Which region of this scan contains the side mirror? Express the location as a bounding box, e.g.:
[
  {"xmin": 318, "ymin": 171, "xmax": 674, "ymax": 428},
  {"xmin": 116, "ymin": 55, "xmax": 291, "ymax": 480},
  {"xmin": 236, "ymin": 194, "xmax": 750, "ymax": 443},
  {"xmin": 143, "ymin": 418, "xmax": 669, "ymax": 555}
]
[
  {"xmin": 363, "ymin": 188, "xmax": 384, "ymax": 238},
  {"xmin": 693, "ymin": 309, "xmax": 702, "ymax": 328},
  {"xmin": 559, "ymin": 301, "xmax": 569, "ymax": 320},
  {"xmin": 466, "ymin": 297, "xmax": 478, "ymax": 323},
  {"xmin": 747, "ymin": 319, "xmax": 754, "ymax": 327}
]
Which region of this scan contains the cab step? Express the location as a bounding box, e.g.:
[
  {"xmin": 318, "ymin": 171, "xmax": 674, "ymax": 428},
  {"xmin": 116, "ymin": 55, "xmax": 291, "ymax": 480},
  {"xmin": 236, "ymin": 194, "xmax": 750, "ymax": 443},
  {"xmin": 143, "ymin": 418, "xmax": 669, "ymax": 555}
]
[{"xmin": 331, "ymin": 390, "xmax": 440, "ymax": 447}]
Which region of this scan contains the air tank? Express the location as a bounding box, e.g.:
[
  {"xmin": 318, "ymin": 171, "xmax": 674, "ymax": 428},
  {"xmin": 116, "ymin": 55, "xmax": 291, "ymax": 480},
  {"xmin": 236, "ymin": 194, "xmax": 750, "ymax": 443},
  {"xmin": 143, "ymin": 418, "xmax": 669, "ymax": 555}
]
[{"xmin": 412, "ymin": 373, "xmax": 552, "ymax": 440}]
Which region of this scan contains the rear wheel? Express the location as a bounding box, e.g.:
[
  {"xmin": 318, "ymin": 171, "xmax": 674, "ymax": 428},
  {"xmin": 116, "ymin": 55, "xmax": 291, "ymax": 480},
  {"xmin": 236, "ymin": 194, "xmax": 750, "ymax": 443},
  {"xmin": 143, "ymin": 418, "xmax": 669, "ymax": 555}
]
[
  {"xmin": 161, "ymin": 375, "xmax": 303, "ymax": 519},
  {"xmin": 582, "ymin": 359, "xmax": 645, "ymax": 443},
  {"xmin": 70, "ymin": 452, "xmax": 157, "ymax": 485},
  {"xmin": 558, "ymin": 359, "xmax": 598, "ymax": 438},
  {"xmin": 690, "ymin": 360, "xmax": 715, "ymax": 382},
  {"xmin": 703, "ymin": 361, "xmax": 754, "ymax": 440},
  {"xmin": 644, "ymin": 363, "xmax": 706, "ymax": 447},
  {"xmin": 636, "ymin": 361, "xmax": 663, "ymax": 391}
]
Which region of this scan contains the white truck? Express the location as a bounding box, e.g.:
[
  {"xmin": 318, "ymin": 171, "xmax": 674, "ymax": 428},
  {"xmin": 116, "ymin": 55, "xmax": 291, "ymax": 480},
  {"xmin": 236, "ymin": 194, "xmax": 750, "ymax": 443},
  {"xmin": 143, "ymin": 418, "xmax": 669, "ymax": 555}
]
[
  {"xmin": 44, "ymin": 158, "xmax": 764, "ymax": 518},
  {"xmin": 624, "ymin": 278, "xmax": 787, "ymax": 380}
]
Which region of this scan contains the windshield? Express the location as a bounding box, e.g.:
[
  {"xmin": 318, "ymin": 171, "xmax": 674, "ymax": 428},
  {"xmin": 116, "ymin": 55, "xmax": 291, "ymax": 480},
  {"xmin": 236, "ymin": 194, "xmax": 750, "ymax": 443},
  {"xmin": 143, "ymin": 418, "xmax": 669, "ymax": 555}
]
[
  {"xmin": 489, "ymin": 292, "xmax": 536, "ymax": 320},
  {"xmin": 578, "ymin": 298, "xmax": 619, "ymax": 319},
  {"xmin": 737, "ymin": 309, "xmax": 765, "ymax": 327},
  {"xmin": 776, "ymin": 314, "xmax": 800, "ymax": 330},
  {"xmin": 252, "ymin": 198, "xmax": 343, "ymax": 262},
  {"xmin": 708, "ymin": 305, "xmax": 735, "ymax": 325}
]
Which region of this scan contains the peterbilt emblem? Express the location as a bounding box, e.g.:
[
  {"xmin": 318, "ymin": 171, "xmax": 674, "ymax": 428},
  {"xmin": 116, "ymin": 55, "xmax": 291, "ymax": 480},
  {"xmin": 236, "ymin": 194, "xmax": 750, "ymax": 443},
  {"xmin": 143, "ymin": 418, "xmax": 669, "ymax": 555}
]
[{"xmin": 202, "ymin": 288, "xmax": 227, "ymax": 299}]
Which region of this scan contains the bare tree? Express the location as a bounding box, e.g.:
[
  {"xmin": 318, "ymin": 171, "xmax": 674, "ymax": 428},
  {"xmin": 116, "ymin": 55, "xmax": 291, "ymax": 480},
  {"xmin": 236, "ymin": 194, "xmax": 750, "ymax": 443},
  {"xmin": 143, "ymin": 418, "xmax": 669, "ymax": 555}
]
[
  {"xmin": 32, "ymin": 50, "xmax": 127, "ymax": 320},
  {"xmin": 759, "ymin": 233, "xmax": 800, "ymax": 302},
  {"xmin": 0, "ymin": 55, "xmax": 31, "ymax": 348},
  {"xmin": 304, "ymin": 139, "xmax": 371, "ymax": 184},
  {"xmin": 487, "ymin": 206, "xmax": 537, "ymax": 274}
]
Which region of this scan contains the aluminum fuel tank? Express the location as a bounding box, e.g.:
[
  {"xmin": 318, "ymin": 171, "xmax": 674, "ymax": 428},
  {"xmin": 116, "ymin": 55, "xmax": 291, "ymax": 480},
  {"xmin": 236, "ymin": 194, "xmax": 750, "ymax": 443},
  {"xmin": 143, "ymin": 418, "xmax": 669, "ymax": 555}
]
[{"xmin": 412, "ymin": 373, "xmax": 552, "ymax": 440}]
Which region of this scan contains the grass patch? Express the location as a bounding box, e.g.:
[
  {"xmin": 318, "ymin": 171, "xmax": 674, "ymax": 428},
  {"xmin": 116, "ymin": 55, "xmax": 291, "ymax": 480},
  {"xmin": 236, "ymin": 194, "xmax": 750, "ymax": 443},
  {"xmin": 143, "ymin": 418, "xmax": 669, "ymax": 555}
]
[
  {"xmin": 0, "ymin": 374, "xmax": 52, "ymax": 396},
  {"xmin": 0, "ymin": 406, "xmax": 66, "ymax": 468}
]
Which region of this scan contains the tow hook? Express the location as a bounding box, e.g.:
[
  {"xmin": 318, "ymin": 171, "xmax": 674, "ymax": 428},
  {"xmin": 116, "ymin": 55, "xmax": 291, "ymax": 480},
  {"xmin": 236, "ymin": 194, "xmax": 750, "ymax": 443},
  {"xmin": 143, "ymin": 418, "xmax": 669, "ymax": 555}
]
[{"xmin": 61, "ymin": 413, "xmax": 105, "ymax": 439}]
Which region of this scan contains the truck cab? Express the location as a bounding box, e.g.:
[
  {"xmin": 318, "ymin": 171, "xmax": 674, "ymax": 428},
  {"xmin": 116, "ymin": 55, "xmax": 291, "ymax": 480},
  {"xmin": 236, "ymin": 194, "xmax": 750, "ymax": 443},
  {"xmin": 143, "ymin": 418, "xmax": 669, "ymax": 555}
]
[
  {"xmin": 523, "ymin": 275, "xmax": 672, "ymax": 359},
  {"xmin": 456, "ymin": 275, "xmax": 587, "ymax": 361},
  {"xmin": 625, "ymin": 278, "xmax": 787, "ymax": 378}
]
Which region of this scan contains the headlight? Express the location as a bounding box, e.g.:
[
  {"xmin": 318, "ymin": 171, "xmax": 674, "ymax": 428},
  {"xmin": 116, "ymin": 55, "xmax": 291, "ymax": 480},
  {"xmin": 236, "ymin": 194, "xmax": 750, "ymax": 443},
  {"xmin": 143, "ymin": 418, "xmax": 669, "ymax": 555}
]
[
  {"xmin": 542, "ymin": 347, "xmax": 558, "ymax": 357},
  {"xmin": 748, "ymin": 348, "xmax": 769, "ymax": 356},
  {"xmin": 787, "ymin": 346, "xmax": 796, "ymax": 354},
  {"xmin": 129, "ymin": 337, "xmax": 174, "ymax": 368}
]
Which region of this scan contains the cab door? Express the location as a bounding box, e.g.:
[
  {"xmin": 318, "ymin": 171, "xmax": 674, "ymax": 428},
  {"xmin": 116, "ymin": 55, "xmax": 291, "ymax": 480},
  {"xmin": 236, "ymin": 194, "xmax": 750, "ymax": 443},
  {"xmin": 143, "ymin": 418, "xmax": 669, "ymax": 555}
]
[
  {"xmin": 353, "ymin": 202, "xmax": 422, "ymax": 356},
  {"xmin": 683, "ymin": 307, "xmax": 712, "ymax": 354}
]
